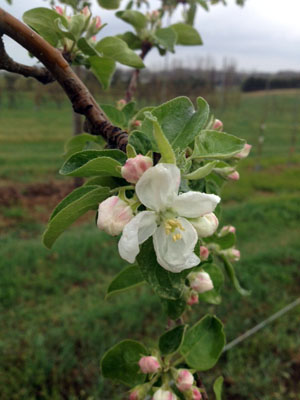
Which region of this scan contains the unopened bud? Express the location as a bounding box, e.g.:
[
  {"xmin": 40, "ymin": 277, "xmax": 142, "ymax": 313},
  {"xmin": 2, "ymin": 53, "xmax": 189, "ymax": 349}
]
[
  {"xmin": 81, "ymin": 6, "xmax": 91, "ymax": 18},
  {"xmin": 132, "ymin": 120, "xmax": 142, "ymax": 128},
  {"xmin": 138, "ymin": 356, "xmax": 160, "ymax": 374},
  {"xmin": 97, "ymin": 196, "xmax": 133, "ymax": 236},
  {"xmin": 95, "ymin": 16, "xmax": 102, "ymax": 29},
  {"xmin": 191, "ymin": 387, "xmax": 202, "ymax": 400},
  {"xmin": 220, "ymin": 225, "xmax": 236, "ymax": 235},
  {"xmin": 212, "ymin": 119, "xmax": 223, "ymax": 131},
  {"xmin": 187, "ymin": 291, "xmax": 199, "ymax": 306},
  {"xmin": 188, "ymin": 272, "xmax": 213, "ymax": 294},
  {"xmin": 55, "ymin": 6, "xmax": 64, "ymax": 15},
  {"xmin": 153, "ymin": 388, "xmax": 177, "ymax": 400},
  {"xmin": 121, "ymin": 155, "xmax": 153, "ymax": 184},
  {"xmin": 176, "ymin": 369, "xmax": 194, "ymax": 392},
  {"xmin": 235, "ymin": 143, "xmax": 252, "ymax": 159},
  {"xmin": 221, "ymin": 248, "xmax": 240, "ymax": 262},
  {"xmin": 190, "ymin": 213, "xmax": 219, "ymax": 238},
  {"xmin": 129, "ymin": 385, "xmax": 148, "ymax": 400},
  {"xmin": 228, "ymin": 171, "xmax": 240, "ymax": 181},
  {"xmin": 199, "ymin": 246, "xmax": 209, "ymax": 260},
  {"xmin": 116, "ymin": 99, "xmax": 127, "ymax": 109},
  {"xmin": 91, "ymin": 35, "xmax": 97, "ymax": 42}
]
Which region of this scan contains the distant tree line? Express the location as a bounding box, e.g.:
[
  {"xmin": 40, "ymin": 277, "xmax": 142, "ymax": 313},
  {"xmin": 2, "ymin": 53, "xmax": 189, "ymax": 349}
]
[{"xmin": 242, "ymin": 75, "xmax": 300, "ymax": 92}]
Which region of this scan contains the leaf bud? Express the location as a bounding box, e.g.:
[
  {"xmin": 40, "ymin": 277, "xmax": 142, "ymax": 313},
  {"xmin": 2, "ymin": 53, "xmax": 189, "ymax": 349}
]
[
  {"xmin": 121, "ymin": 154, "xmax": 153, "ymax": 184},
  {"xmin": 138, "ymin": 356, "xmax": 160, "ymax": 374},
  {"xmin": 190, "ymin": 213, "xmax": 219, "ymax": 238},
  {"xmin": 176, "ymin": 369, "xmax": 194, "ymax": 392},
  {"xmin": 97, "ymin": 196, "xmax": 133, "ymax": 236},
  {"xmin": 188, "ymin": 271, "xmax": 214, "ymax": 294}
]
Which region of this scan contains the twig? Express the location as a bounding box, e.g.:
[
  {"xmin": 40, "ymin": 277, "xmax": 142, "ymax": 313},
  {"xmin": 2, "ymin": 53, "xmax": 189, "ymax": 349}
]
[
  {"xmin": 125, "ymin": 41, "xmax": 152, "ymax": 103},
  {"xmin": 196, "ymin": 373, "xmax": 209, "ymax": 400},
  {"xmin": 0, "ymin": 8, "xmax": 128, "ymax": 151},
  {"xmin": 0, "ymin": 36, "xmax": 54, "ymax": 84}
]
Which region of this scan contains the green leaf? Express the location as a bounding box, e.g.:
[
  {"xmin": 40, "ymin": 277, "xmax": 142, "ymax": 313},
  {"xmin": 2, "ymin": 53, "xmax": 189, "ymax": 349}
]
[
  {"xmin": 140, "ymin": 97, "xmax": 209, "ymax": 152},
  {"xmin": 89, "ymin": 56, "xmax": 116, "ymax": 90},
  {"xmin": 69, "ymin": 14, "xmax": 85, "ymax": 40},
  {"xmin": 159, "ymin": 325, "xmax": 187, "ymax": 355},
  {"xmin": 192, "ymin": 130, "xmax": 246, "ymax": 160},
  {"xmin": 77, "ymin": 37, "xmax": 99, "ymax": 56},
  {"xmin": 106, "ymin": 265, "xmax": 145, "ymax": 299},
  {"xmin": 128, "ymin": 131, "xmax": 153, "ymax": 155},
  {"xmin": 161, "ymin": 298, "xmax": 187, "ymax": 320},
  {"xmin": 220, "ymin": 255, "xmax": 250, "ymax": 296},
  {"xmin": 63, "ymin": 133, "xmax": 99, "ymax": 159},
  {"xmin": 116, "ymin": 10, "xmax": 148, "ymax": 31},
  {"xmin": 100, "ymin": 104, "xmax": 126, "ymax": 128},
  {"xmin": 123, "ymin": 101, "xmax": 137, "ymax": 124},
  {"xmin": 60, "ymin": 150, "xmax": 126, "ymax": 177},
  {"xmin": 204, "ymin": 232, "xmax": 236, "ymax": 250},
  {"xmin": 101, "ymin": 340, "xmax": 147, "ymax": 386},
  {"xmin": 144, "ymin": 112, "xmax": 176, "ymax": 164},
  {"xmin": 23, "ymin": 8, "xmax": 68, "ymax": 46},
  {"xmin": 137, "ymin": 239, "xmax": 185, "ymax": 300},
  {"xmin": 134, "ymin": 106, "xmax": 155, "ymax": 121},
  {"xmin": 171, "ymin": 23, "xmax": 202, "ymax": 45},
  {"xmin": 154, "ymin": 27, "xmax": 177, "ymax": 53},
  {"xmin": 180, "ymin": 315, "xmax": 225, "ymax": 371},
  {"xmin": 196, "ymin": 0, "xmax": 209, "ymax": 11},
  {"xmin": 84, "ymin": 176, "xmax": 124, "ymax": 188},
  {"xmin": 213, "ymin": 376, "xmax": 224, "ymax": 400},
  {"xmin": 198, "ymin": 264, "xmax": 224, "ymax": 305},
  {"xmin": 43, "ymin": 186, "xmax": 110, "ymax": 248},
  {"xmin": 184, "ymin": 161, "xmax": 218, "ymax": 180},
  {"xmin": 98, "ymin": 0, "xmax": 121, "ymax": 9},
  {"xmin": 96, "ymin": 36, "xmax": 144, "ymax": 68},
  {"xmin": 117, "ymin": 32, "xmax": 142, "ymax": 50}
]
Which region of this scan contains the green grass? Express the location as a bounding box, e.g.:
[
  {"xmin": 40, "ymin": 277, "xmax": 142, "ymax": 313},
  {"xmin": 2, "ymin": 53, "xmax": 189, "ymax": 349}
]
[{"xmin": 1, "ymin": 89, "xmax": 300, "ymax": 399}]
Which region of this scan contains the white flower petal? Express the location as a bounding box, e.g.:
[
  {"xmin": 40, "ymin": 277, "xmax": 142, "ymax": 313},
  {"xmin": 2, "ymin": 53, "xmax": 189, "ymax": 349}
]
[
  {"xmin": 172, "ymin": 191, "xmax": 220, "ymax": 218},
  {"xmin": 153, "ymin": 217, "xmax": 200, "ymax": 273},
  {"xmin": 118, "ymin": 211, "xmax": 157, "ymax": 263},
  {"xmin": 136, "ymin": 163, "xmax": 180, "ymax": 212}
]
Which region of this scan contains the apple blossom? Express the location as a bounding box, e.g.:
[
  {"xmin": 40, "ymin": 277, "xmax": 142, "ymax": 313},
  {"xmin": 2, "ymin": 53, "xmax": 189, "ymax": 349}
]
[
  {"xmin": 188, "ymin": 271, "xmax": 214, "ymax": 294},
  {"xmin": 121, "ymin": 155, "xmax": 153, "ymax": 184},
  {"xmin": 97, "ymin": 196, "xmax": 133, "ymax": 236},
  {"xmin": 138, "ymin": 356, "xmax": 160, "ymax": 374},
  {"xmin": 153, "ymin": 388, "xmax": 177, "ymax": 400},
  {"xmin": 212, "ymin": 119, "xmax": 223, "ymax": 131},
  {"xmin": 55, "ymin": 6, "xmax": 63, "ymax": 15},
  {"xmin": 199, "ymin": 246, "xmax": 209, "ymax": 260},
  {"xmin": 235, "ymin": 143, "xmax": 252, "ymax": 159},
  {"xmin": 118, "ymin": 164, "xmax": 220, "ymax": 273},
  {"xmin": 228, "ymin": 171, "xmax": 240, "ymax": 181},
  {"xmin": 220, "ymin": 225, "xmax": 236, "ymax": 235},
  {"xmin": 189, "ymin": 213, "xmax": 219, "ymax": 238},
  {"xmin": 176, "ymin": 369, "xmax": 194, "ymax": 392}
]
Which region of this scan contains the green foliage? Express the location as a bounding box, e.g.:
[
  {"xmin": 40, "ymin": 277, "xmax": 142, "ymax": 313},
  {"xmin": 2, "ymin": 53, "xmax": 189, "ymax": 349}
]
[
  {"xmin": 184, "ymin": 161, "xmax": 219, "ymax": 180},
  {"xmin": 98, "ymin": 0, "xmax": 122, "ymax": 9},
  {"xmin": 116, "ymin": 10, "xmax": 148, "ymax": 31},
  {"xmin": 220, "ymin": 255, "xmax": 250, "ymax": 296},
  {"xmin": 101, "ymin": 340, "xmax": 147, "ymax": 386},
  {"xmin": 106, "ymin": 265, "xmax": 145, "ymax": 299},
  {"xmin": 43, "ymin": 185, "xmax": 110, "ymax": 248},
  {"xmin": 180, "ymin": 315, "xmax": 225, "ymax": 371},
  {"xmin": 128, "ymin": 131, "xmax": 153, "ymax": 155},
  {"xmin": 171, "ymin": 23, "xmax": 203, "ymax": 45},
  {"xmin": 63, "ymin": 133, "xmax": 100, "ymax": 159},
  {"xmin": 154, "ymin": 27, "xmax": 177, "ymax": 53},
  {"xmin": 213, "ymin": 376, "xmax": 224, "ymax": 400},
  {"xmin": 89, "ymin": 56, "xmax": 116, "ymax": 89},
  {"xmin": 23, "ymin": 8, "xmax": 68, "ymax": 46},
  {"xmin": 159, "ymin": 325, "xmax": 187, "ymax": 356},
  {"xmin": 198, "ymin": 264, "xmax": 224, "ymax": 305},
  {"xmin": 60, "ymin": 150, "xmax": 126, "ymax": 177},
  {"xmin": 117, "ymin": 31, "xmax": 143, "ymax": 50}
]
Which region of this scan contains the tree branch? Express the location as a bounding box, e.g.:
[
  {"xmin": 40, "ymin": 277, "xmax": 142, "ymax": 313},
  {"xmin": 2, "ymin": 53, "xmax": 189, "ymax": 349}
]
[
  {"xmin": 125, "ymin": 41, "xmax": 152, "ymax": 103},
  {"xmin": 0, "ymin": 8, "xmax": 128, "ymax": 152}
]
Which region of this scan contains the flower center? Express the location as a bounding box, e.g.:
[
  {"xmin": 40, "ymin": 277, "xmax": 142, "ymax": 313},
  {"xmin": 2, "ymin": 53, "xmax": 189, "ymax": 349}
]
[{"xmin": 164, "ymin": 218, "xmax": 185, "ymax": 242}]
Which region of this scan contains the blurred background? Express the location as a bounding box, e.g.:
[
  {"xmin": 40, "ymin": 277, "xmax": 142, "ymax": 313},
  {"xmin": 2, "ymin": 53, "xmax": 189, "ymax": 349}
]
[{"xmin": 1, "ymin": 0, "xmax": 300, "ymax": 399}]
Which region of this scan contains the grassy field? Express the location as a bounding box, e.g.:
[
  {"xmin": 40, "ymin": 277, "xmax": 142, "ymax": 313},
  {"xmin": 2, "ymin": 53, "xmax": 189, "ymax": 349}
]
[{"xmin": 0, "ymin": 89, "xmax": 300, "ymax": 399}]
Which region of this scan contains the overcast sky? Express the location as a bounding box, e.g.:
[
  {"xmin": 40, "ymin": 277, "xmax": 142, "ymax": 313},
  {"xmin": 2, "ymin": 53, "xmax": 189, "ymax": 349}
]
[{"xmin": 2, "ymin": 0, "xmax": 300, "ymax": 73}]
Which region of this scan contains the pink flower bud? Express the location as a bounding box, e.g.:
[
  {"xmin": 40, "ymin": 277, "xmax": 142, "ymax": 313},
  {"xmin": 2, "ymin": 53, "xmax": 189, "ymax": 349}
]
[
  {"xmin": 228, "ymin": 171, "xmax": 240, "ymax": 181},
  {"xmin": 212, "ymin": 119, "xmax": 223, "ymax": 131},
  {"xmin": 176, "ymin": 369, "xmax": 194, "ymax": 392},
  {"xmin": 190, "ymin": 213, "xmax": 219, "ymax": 238},
  {"xmin": 153, "ymin": 388, "xmax": 177, "ymax": 400},
  {"xmin": 129, "ymin": 391, "xmax": 139, "ymax": 400},
  {"xmin": 91, "ymin": 36, "xmax": 97, "ymax": 42},
  {"xmin": 129, "ymin": 385, "xmax": 149, "ymax": 400},
  {"xmin": 132, "ymin": 120, "xmax": 142, "ymax": 127},
  {"xmin": 138, "ymin": 356, "xmax": 160, "ymax": 374},
  {"xmin": 95, "ymin": 16, "xmax": 102, "ymax": 29},
  {"xmin": 97, "ymin": 196, "xmax": 133, "ymax": 236},
  {"xmin": 191, "ymin": 387, "xmax": 202, "ymax": 400},
  {"xmin": 116, "ymin": 99, "xmax": 127, "ymax": 109},
  {"xmin": 220, "ymin": 225, "xmax": 236, "ymax": 235},
  {"xmin": 81, "ymin": 6, "xmax": 91, "ymax": 17},
  {"xmin": 188, "ymin": 272, "xmax": 214, "ymax": 294},
  {"xmin": 187, "ymin": 292, "xmax": 199, "ymax": 306},
  {"xmin": 199, "ymin": 246, "xmax": 209, "ymax": 261},
  {"xmin": 55, "ymin": 6, "xmax": 64, "ymax": 15},
  {"xmin": 235, "ymin": 143, "xmax": 252, "ymax": 159},
  {"xmin": 121, "ymin": 155, "xmax": 153, "ymax": 184},
  {"xmin": 221, "ymin": 248, "xmax": 240, "ymax": 262}
]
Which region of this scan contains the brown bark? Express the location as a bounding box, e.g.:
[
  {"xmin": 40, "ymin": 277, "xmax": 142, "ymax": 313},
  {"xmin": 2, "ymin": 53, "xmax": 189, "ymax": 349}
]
[{"xmin": 0, "ymin": 8, "xmax": 128, "ymax": 151}]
